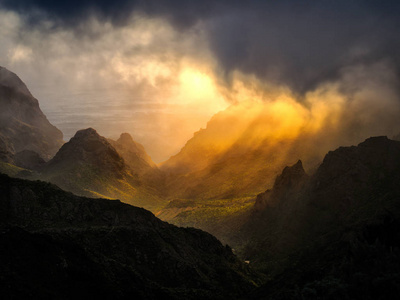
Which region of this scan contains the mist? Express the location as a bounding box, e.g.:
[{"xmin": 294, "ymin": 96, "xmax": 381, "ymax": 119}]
[{"xmin": 1, "ymin": 1, "xmax": 400, "ymax": 163}]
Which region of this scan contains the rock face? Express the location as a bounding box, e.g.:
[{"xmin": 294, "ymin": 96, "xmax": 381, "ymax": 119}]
[
  {"xmin": 41, "ymin": 128, "xmax": 165, "ymax": 211},
  {"xmin": 0, "ymin": 173, "xmax": 258, "ymax": 299},
  {"xmin": 238, "ymin": 136, "xmax": 400, "ymax": 299},
  {"xmin": 0, "ymin": 66, "xmax": 63, "ymax": 162},
  {"xmin": 254, "ymin": 160, "xmax": 308, "ymax": 211}
]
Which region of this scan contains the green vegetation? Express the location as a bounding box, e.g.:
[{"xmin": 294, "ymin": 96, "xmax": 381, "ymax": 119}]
[
  {"xmin": 0, "ymin": 161, "xmax": 31, "ymax": 177},
  {"xmin": 164, "ymin": 196, "xmax": 255, "ymax": 244},
  {"xmin": 172, "ymin": 197, "xmax": 254, "ymax": 225}
]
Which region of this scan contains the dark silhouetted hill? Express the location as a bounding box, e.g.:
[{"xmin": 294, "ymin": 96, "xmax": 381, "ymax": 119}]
[
  {"xmin": 0, "ymin": 173, "xmax": 259, "ymax": 299},
  {"xmin": 237, "ymin": 136, "xmax": 400, "ymax": 299}
]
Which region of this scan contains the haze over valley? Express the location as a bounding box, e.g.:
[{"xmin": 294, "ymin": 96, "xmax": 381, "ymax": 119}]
[{"xmin": 1, "ymin": 1, "xmax": 400, "ymax": 299}]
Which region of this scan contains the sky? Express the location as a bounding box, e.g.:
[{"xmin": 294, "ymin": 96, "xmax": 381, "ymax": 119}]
[{"xmin": 1, "ymin": 0, "xmax": 400, "ymax": 162}]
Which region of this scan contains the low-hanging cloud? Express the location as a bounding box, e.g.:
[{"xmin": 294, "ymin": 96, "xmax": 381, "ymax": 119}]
[{"xmin": 1, "ymin": 0, "xmax": 400, "ymax": 163}]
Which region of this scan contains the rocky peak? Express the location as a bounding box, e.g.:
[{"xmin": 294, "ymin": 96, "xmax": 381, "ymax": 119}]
[
  {"xmin": 46, "ymin": 128, "xmax": 125, "ymax": 172},
  {"xmin": 115, "ymin": 132, "xmax": 145, "ymax": 155},
  {"xmin": 0, "ymin": 66, "xmax": 32, "ymax": 97},
  {"xmin": 111, "ymin": 132, "xmax": 156, "ymax": 169},
  {"xmin": 72, "ymin": 127, "xmax": 99, "ymax": 140},
  {"xmin": 255, "ymin": 160, "xmax": 308, "ymax": 211},
  {"xmin": 118, "ymin": 132, "xmax": 135, "ymax": 145},
  {"xmin": 67, "ymin": 128, "xmax": 116, "ymax": 154},
  {"xmin": 273, "ymin": 160, "xmax": 307, "ymax": 191},
  {"xmin": 116, "ymin": 133, "xmax": 148, "ymax": 156}
]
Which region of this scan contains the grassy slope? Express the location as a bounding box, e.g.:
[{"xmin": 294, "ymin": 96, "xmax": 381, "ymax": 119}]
[
  {"xmin": 158, "ymin": 196, "xmax": 255, "ymax": 245},
  {"xmin": 40, "ymin": 163, "xmax": 165, "ymax": 212}
]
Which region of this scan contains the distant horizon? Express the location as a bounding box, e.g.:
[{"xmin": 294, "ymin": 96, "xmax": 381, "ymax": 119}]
[{"xmin": 29, "ymin": 85, "xmax": 223, "ymax": 163}]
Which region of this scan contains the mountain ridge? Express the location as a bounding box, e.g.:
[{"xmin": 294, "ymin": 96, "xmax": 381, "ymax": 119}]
[{"xmin": 39, "ymin": 128, "xmax": 165, "ymax": 211}]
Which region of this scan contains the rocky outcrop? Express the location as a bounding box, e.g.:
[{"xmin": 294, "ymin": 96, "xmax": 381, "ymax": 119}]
[
  {"xmin": 0, "ymin": 173, "xmax": 258, "ymax": 299},
  {"xmin": 255, "ymin": 160, "xmax": 308, "ymax": 211},
  {"xmin": 0, "ymin": 66, "xmax": 63, "ymax": 162}
]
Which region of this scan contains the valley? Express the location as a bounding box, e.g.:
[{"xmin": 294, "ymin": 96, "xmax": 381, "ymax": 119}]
[{"xmin": 1, "ymin": 65, "xmax": 400, "ymax": 299}]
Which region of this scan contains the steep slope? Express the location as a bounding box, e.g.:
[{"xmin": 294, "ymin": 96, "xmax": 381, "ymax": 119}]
[
  {"xmin": 40, "ymin": 128, "xmax": 164, "ymax": 211},
  {"xmin": 109, "ymin": 133, "xmax": 157, "ymax": 171},
  {"xmin": 0, "ymin": 66, "xmax": 63, "ymax": 163},
  {"xmin": 157, "ymin": 101, "xmax": 324, "ymax": 232},
  {"xmin": 160, "ymin": 100, "xmax": 328, "ymax": 201},
  {"xmin": 109, "ymin": 133, "xmax": 165, "ymax": 193},
  {"xmin": 237, "ymin": 136, "xmax": 400, "ymax": 299},
  {"xmin": 0, "ymin": 173, "xmax": 259, "ymax": 299}
]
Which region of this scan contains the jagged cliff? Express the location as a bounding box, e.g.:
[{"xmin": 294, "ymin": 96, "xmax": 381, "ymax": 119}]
[{"xmin": 0, "ymin": 66, "xmax": 63, "ymax": 163}]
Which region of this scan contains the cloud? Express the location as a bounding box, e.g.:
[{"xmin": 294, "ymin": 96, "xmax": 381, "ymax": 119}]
[
  {"xmin": 1, "ymin": 1, "xmax": 400, "ymax": 162},
  {"xmin": 2, "ymin": 1, "xmax": 400, "ymax": 93},
  {"xmin": 0, "ymin": 7, "xmax": 228, "ymax": 162}
]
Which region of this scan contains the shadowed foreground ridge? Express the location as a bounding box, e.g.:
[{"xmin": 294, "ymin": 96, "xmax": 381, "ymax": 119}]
[{"xmin": 0, "ymin": 173, "xmax": 258, "ymax": 299}]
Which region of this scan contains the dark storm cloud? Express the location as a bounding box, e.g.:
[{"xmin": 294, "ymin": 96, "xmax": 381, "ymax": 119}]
[
  {"xmin": 205, "ymin": 1, "xmax": 400, "ymax": 93},
  {"xmin": 2, "ymin": 0, "xmax": 400, "ymax": 93},
  {"xmin": 0, "ymin": 0, "xmax": 229, "ymax": 28}
]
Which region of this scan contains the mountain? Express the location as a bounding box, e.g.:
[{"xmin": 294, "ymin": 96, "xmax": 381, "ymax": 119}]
[
  {"xmin": 40, "ymin": 128, "xmax": 164, "ymax": 211},
  {"xmin": 0, "ymin": 66, "xmax": 63, "ymax": 163},
  {"xmin": 0, "ymin": 172, "xmax": 259, "ymax": 299},
  {"xmin": 109, "ymin": 132, "xmax": 157, "ymax": 171},
  {"xmin": 157, "ymin": 101, "xmax": 327, "ymax": 234},
  {"xmin": 236, "ymin": 136, "xmax": 400, "ymax": 299},
  {"xmin": 108, "ymin": 133, "xmax": 165, "ymax": 193},
  {"xmin": 160, "ymin": 100, "xmax": 328, "ymax": 202}
]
